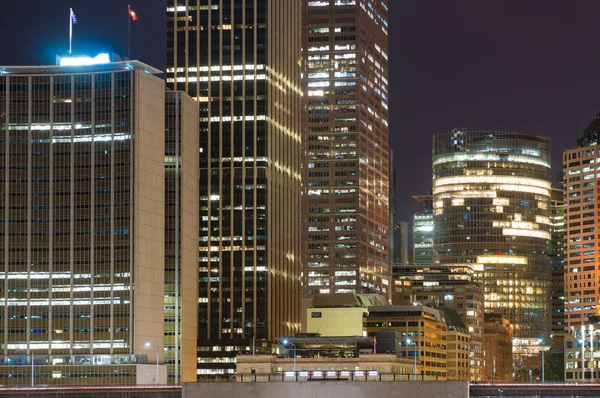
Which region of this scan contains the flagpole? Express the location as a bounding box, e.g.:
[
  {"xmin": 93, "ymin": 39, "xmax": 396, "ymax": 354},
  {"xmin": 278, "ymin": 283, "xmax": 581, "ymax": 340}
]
[
  {"xmin": 128, "ymin": 5, "xmax": 131, "ymax": 59},
  {"xmin": 69, "ymin": 8, "xmax": 73, "ymax": 54}
]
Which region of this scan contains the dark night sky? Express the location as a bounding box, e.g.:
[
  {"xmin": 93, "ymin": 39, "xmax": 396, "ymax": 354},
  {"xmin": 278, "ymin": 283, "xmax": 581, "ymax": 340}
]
[{"xmin": 2, "ymin": 1, "xmax": 600, "ymax": 230}]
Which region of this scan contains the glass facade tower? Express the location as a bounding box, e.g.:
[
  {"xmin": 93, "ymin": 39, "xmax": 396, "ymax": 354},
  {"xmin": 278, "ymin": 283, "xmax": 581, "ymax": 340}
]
[
  {"xmin": 432, "ymin": 130, "xmax": 552, "ymax": 351},
  {"xmin": 166, "ymin": 0, "xmax": 302, "ymax": 377},
  {"xmin": 302, "ymin": 0, "xmax": 390, "ymax": 298},
  {"xmin": 413, "ymin": 195, "xmax": 435, "ymax": 265}
]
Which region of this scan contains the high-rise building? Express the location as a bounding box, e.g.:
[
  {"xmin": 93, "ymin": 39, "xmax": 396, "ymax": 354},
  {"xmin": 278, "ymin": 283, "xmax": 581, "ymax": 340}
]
[
  {"xmin": 302, "ymin": 0, "xmax": 390, "ymax": 298},
  {"xmin": 412, "ymin": 195, "xmax": 435, "ymax": 265},
  {"xmin": 0, "ymin": 59, "xmax": 169, "ymax": 385},
  {"xmin": 393, "ymin": 221, "xmax": 408, "ymax": 264},
  {"xmin": 432, "ymin": 129, "xmax": 553, "ymax": 353},
  {"xmin": 164, "ymin": 91, "xmax": 200, "ymax": 383},
  {"xmin": 391, "ymin": 264, "xmax": 485, "ymax": 381},
  {"xmin": 166, "ymin": 1, "xmax": 303, "ymax": 376},
  {"xmin": 550, "ymin": 187, "xmax": 565, "ymax": 339},
  {"xmin": 563, "ymin": 114, "xmax": 600, "ymax": 328}
]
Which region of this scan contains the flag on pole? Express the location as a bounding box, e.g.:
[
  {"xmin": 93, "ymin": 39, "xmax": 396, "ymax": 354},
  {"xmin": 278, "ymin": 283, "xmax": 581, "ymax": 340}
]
[
  {"xmin": 71, "ymin": 8, "xmax": 78, "ymax": 24},
  {"xmin": 129, "ymin": 9, "xmax": 138, "ymax": 21}
]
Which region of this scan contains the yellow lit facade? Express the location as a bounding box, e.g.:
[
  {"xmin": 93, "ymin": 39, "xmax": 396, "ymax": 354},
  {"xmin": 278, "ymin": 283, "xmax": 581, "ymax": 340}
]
[
  {"xmin": 366, "ymin": 305, "xmax": 449, "ymax": 380},
  {"xmin": 391, "ymin": 265, "xmax": 484, "ymax": 381},
  {"xmin": 432, "ymin": 130, "xmax": 553, "ymax": 351}
]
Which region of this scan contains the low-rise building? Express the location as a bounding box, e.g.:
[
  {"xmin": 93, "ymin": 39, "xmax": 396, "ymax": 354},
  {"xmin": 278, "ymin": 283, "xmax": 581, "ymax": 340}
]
[
  {"xmin": 392, "ymin": 264, "xmax": 484, "ymax": 380},
  {"xmin": 440, "ymin": 307, "xmax": 471, "ymax": 380},
  {"xmin": 236, "ymin": 336, "xmax": 415, "ymax": 382},
  {"xmin": 306, "ymin": 293, "xmax": 386, "ymax": 337},
  {"xmin": 366, "ymin": 305, "xmax": 448, "ymax": 380},
  {"xmin": 484, "ymin": 313, "xmax": 513, "ymax": 382},
  {"xmin": 565, "ymin": 318, "xmax": 600, "ymax": 382}
]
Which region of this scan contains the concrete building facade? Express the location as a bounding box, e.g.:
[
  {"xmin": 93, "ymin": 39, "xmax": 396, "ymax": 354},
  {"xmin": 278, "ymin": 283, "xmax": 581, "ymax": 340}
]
[
  {"xmin": 391, "ymin": 264, "xmax": 485, "ymax": 381},
  {"xmin": 306, "ymin": 293, "xmax": 385, "ymax": 337},
  {"xmin": 164, "ymin": 91, "xmax": 199, "ymax": 383},
  {"xmin": 365, "ymin": 305, "xmax": 449, "ymax": 380},
  {"xmin": 0, "ymin": 61, "xmax": 168, "ymax": 385},
  {"xmin": 564, "ymin": 318, "xmax": 600, "ymax": 381}
]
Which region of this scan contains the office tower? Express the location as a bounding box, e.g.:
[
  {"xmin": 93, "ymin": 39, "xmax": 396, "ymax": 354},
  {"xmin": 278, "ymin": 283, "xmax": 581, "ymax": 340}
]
[
  {"xmin": 302, "ymin": 0, "xmax": 390, "ymax": 298},
  {"xmin": 164, "ymin": 92, "xmax": 199, "ymax": 383},
  {"xmin": 391, "ymin": 264, "xmax": 485, "ymax": 381},
  {"xmin": 166, "ymin": 1, "xmax": 303, "ymax": 377},
  {"xmin": 564, "ymin": 114, "xmax": 600, "ymax": 328},
  {"xmin": 393, "ymin": 221, "xmax": 408, "ymax": 264},
  {"xmin": 412, "ymin": 195, "xmax": 435, "ymax": 265},
  {"xmin": 550, "ymin": 187, "xmax": 565, "ymax": 339},
  {"xmin": 0, "ymin": 59, "xmax": 167, "ymax": 385},
  {"xmin": 432, "ymin": 129, "xmax": 552, "ymax": 354}
]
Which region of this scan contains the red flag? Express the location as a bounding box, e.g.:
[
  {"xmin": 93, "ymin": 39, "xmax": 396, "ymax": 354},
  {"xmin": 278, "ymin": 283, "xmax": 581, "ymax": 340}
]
[{"xmin": 129, "ymin": 9, "xmax": 138, "ymax": 21}]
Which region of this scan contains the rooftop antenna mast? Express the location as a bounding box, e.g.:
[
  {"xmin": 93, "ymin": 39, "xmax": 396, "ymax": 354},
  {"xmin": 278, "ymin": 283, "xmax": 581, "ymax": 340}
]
[{"xmin": 69, "ymin": 8, "xmax": 77, "ymax": 54}]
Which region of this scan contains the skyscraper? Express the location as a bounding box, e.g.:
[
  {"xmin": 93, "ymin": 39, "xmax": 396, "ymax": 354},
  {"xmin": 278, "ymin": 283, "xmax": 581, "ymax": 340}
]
[
  {"xmin": 412, "ymin": 195, "xmax": 435, "ymax": 265},
  {"xmin": 549, "ymin": 187, "xmax": 565, "ymax": 339},
  {"xmin": 166, "ymin": 1, "xmax": 303, "ymax": 376},
  {"xmin": 432, "ymin": 129, "xmax": 552, "ymax": 353},
  {"xmin": 302, "ymin": 0, "xmax": 390, "ymax": 298},
  {"xmin": 563, "ymin": 114, "xmax": 600, "ymax": 328},
  {"xmin": 0, "ymin": 60, "xmax": 168, "ymax": 385}
]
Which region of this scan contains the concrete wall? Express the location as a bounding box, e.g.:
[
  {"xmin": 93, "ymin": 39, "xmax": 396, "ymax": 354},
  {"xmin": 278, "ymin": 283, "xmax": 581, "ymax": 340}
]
[
  {"xmin": 183, "ymin": 381, "xmax": 469, "ymax": 398},
  {"xmin": 306, "ymin": 307, "xmax": 366, "ymax": 336},
  {"xmin": 133, "ymin": 70, "xmax": 166, "ymax": 361},
  {"xmin": 179, "ymin": 91, "xmax": 200, "ymax": 383},
  {"xmin": 135, "ymin": 364, "xmax": 168, "ymax": 385}
]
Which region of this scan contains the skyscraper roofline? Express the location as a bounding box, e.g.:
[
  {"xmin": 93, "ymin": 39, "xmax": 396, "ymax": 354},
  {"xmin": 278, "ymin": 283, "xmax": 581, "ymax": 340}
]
[{"xmin": 0, "ymin": 60, "xmax": 162, "ymax": 75}]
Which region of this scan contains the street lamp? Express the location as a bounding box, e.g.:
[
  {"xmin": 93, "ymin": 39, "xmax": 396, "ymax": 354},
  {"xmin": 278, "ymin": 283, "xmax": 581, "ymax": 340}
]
[
  {"xmin": 144, "ymin": 342, "xmax": 159, "ymax": 385},
  {"xmin": 406, "ymin": 338, "xmax": 417, "ymax": 381},
  {"xmin": 282, "ymin": 339, "xmax": 296, "ymax": 379}
]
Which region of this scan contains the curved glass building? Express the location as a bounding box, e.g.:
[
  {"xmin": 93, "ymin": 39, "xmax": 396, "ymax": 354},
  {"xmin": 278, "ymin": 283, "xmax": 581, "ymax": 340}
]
[{"xmin": 432, "ymin": 130, "xmax": 552, "ymax": 350}]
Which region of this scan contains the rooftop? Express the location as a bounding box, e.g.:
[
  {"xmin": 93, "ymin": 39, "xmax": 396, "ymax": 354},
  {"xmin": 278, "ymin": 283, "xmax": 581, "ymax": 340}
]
[{"xmin": 0, "ymin": 60, "xmax": 162, "ymax": 75}]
